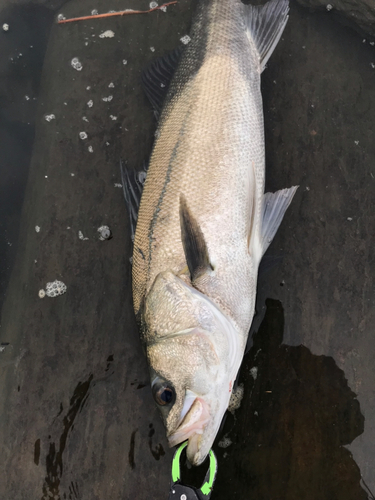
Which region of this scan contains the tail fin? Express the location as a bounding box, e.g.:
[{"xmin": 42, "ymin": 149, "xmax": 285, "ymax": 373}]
[{"xmin": 244, "ymin": 0, "xmax": 289, "ymax": 72}]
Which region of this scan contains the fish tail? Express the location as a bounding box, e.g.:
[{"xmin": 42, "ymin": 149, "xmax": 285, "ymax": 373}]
[{"xmin": 244, "ymin": 0, "xmax": 289, "ymax": 72}]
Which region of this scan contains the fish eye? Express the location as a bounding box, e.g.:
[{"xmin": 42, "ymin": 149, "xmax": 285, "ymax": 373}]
[{"xmin": 152, "ymin": 380, "xmax": 175, "ymax": 406}]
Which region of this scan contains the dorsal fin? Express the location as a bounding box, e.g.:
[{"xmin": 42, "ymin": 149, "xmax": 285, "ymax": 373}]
[
  {"xmin": 179, "ymin": 194, "xmax": 212, "ymax": 282},
  {"xmin": 120, "ymin": 160, "xmax": 148, "ymax": 242},
  {"xmin": 141, "ymin": 47, "xmax": 183, "ymax": 118},
  {"xmin": 244, "ymin": 0, "xmax": 289, "ymax": 72}
]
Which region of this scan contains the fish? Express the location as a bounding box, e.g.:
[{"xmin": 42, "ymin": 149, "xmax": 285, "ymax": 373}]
[{"xmin": 124, "ymin": 0, "xmax": 298, "ymax": 466}]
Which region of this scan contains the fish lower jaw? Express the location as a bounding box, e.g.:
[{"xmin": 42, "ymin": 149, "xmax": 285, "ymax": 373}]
[{"xmin": 167, "ymin": 397, "xmax": 210, "ymax": 448}]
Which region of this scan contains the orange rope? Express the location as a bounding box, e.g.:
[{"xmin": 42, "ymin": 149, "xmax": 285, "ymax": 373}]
[{"xmin": 57, "ymin": 1, "xmax": 177, "ymax": 24}]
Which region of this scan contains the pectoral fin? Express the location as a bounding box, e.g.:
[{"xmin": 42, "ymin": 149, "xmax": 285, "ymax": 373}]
[
  {"xmin": 244, "ymin": 0, "xmax": 289, "ymax": 72},
  {"xmin": 179, "ymin": 195, "xmax": 212, "ymax": 283},
  {"xmin": 261, "ymin": 186, "xmax": 298, "ymax": 256}
]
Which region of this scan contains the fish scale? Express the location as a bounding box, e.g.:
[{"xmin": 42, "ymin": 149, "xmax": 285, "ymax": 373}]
[
  {"xmin": 133, "ymin": 0, "xmax": 263, "ymax": 337},
  {"xmin": 128, "ymin": 0, "xmax": 296, "ymax": 466}
]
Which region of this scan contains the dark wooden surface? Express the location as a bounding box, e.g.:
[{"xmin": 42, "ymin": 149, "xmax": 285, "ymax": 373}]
[{"xmin": 0, "ymin": 1, "xmax": 374, "ymax": 499}]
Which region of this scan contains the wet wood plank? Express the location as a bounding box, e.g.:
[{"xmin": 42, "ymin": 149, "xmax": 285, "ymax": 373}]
[{"xmin": 0, "ymin": 1, "xmax": 374, "ymax": 499}]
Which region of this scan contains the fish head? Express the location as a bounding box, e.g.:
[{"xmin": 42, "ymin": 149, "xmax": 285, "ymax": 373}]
[{"xmin": 144, "ymin": 271, "xmax": 242, "ymax": 465}]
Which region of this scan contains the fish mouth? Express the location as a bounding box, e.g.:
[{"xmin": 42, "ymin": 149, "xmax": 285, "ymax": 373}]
[{"xmin": 168, "ymin": 396, "xmax": 210, "ymax": 461}]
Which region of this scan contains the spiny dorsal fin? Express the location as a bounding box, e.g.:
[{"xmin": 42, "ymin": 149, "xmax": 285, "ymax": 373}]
[
  {"xmin": 120, "ymin": 160, "xmax": 148, "ymax": 242},
  {"xmin": 179, "ymin": 194, "xmax": 212, "ymax": 282},
  {"xmin": 141, "ymin": 46, "xmax": 183, "ymax": 118},
  {"xmin": 244, "ymin": 0, "xmax": 289, "ymax": 72}
]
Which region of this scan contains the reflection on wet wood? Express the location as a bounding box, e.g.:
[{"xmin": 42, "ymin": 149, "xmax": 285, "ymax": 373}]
[{"xmin": 214, "ymin": 299, "xmax": 367, "ymax": 499}]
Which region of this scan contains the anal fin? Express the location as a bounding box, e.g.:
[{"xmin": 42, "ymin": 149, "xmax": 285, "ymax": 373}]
[{"xmin": 261, "ymin": 186, "xmax": 298, "ymax": 256}]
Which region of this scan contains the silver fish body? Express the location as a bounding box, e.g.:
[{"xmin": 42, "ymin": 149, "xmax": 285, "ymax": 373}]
[{"xmin": 131, "ymin": 0, "xmax": 297, "ymax": 465}]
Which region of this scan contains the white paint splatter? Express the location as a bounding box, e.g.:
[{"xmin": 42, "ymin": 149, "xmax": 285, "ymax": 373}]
[
  {"xmin": 82, "ymin": 116, "xmax": 89, "ymax": 122},
  {"xmin": 57, "ymin": 14, "xmax": 65, "ymax": 21},
  {"xmin": 160, "ymin": 5, "xmax": 167, "ymax": 12},
  {"xmin": 122, "ymin": 59, "xmax": 128, "ymax": 65},
  {"xmin": 78, "ymin": 231, "xmax": 89, "ymax": 241},
  {"xmin": 45, "ymin": 114, "xmax": 55, "ymax": 122},
  {"xmin": 97, "ymin": 225, "xmax": 111, "ymax": 240},
  {"xmin": 71, "ymin": 57, "xmax": 83, "ymax": 71},
  {"xmin": 347, "ymin": 217, "xmax": 353, "ymax": 221},
  {"xmin": 109, "ymin": 115, "xmax": 117, "ymax": 120},
  {"xmin": 218, "ymin": 436, "xmax": 232, "ymax": 449},
  {"xmin": 35, "ymin": 226, "xmax": 40, "ymax": 233},
  {"xmin": 250, "ymin": 367, "xmax": 258, "ymax": 380},
  {"xmin": 150, "ymin": 46, "xmax": 155, "ymax": 52},
  {"xmin": 99, "ymin": 30, "xmax": 115, "ymax": 38},
  {"xmin": 114, "ymin": 183, "xmax": 122, "ymax": 188},
  {"xmin": 91, "ymin": 9, "xmax": 98, "ymax": 15},
  {"xmin": 25, "ymin": 95, "xmax": 30, "ymax": 100},
  {"xmin": 102, "ymin": 95, "xmax": 113, "ymax": 102},
  {"xmin": 45, "ymin": 280, "xmax": 67, "ymax": 297},
  {"xmin": 180, "ymin": 35, "xmax": 191, "ymax": 45},
  {"xmin": 87, "ymin": 100, "xmax": 93, "ymax": 107},
  {"xmin": 2, "ymin": 23, "xmax": 9, "ymax": 31},
  {"xmin": 326, "ymin": 3, "xmax": 333, "ymax": 10},
  {"xmin": 150, "ymin": 1, "xmax": 158, "ymax": 8},
  {"xmin": 228, "ymin": 383, "xmax": 244, "ymax": 413},
  {"xmin": 79, "ymin": 131, "xmax": 88, "ymax": 140},
  {"xmin": 88, "ymin": 146, "xmax": 93, "ymax": 153},
  {"xmin": 38, "ymin": 289, "xmax": 46, "ymax": 298},
  {"xmin": 108, "ymin": 82, "xmax": 115, "ymax": 88},
  {"xmin": 228, "ymin": 384, "xmax": 244, "ymax": 413}
]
